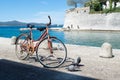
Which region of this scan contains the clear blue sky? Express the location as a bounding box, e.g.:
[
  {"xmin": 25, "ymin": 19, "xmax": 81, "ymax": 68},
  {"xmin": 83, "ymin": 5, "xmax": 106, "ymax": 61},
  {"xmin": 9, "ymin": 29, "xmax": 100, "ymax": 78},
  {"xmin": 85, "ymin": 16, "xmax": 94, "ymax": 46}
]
[{"xmin": 0, "ymin": 0, "xmax": 70, "ymax": 24}]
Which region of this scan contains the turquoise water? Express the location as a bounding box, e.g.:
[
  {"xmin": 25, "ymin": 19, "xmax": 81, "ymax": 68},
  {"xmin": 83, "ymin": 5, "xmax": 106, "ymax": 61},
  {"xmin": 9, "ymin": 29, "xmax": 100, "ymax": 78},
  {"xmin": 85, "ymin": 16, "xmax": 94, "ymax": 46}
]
[
  {"xmin": 64, "ymin": 31, "xmax": 120, "ymax": 49},
  {"xmin": 1, "ymin": 26, "xmax": 120, "ymax": 49},
  {"xmin": 0, "ymin": 26, "xmax": 65, "ymax": 42}
]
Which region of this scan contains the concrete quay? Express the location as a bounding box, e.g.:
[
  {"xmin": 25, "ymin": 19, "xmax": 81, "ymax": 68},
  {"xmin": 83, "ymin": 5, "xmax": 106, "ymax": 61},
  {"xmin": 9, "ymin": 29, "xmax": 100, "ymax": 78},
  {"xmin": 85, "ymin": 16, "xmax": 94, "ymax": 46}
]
[{"xmin": 0, "ymin": 37, "xmax": 120, "ymax": 80}]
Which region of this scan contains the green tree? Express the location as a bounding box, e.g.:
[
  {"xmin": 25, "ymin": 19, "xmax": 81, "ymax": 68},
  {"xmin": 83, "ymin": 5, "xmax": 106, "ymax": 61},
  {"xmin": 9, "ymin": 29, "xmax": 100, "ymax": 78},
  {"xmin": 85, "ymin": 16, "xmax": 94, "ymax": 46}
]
[
  {"xmin": 84, "ymin": 1, "xmax": 91, "ymax": 7},
  {"xmin": 98, "ymin": 0, "xmax": 120, "ymax": 10},
  {"xmin": 89, "ymin": 0, "xmax": 103, "ymax": 11},
  {"xmin": 85, "ymin": 0, "xmax": 120, "ymax": 13},
  {"xmin": 74, "ymin": 0, "xmax": 89, "ymax": 6},
  {"xmin": 67, "ymin": 0, "xmax": 77, "ymax": 8},
  {"xmin": 67, "ymin": 0, "xmax": 89, "ymax": 8},
  {"xmin": 98, "ymin": 0, "xmax": 107, "ymax": 10},
  {"xmin": 109, "ymin": 0, "xmax": 113, "ymax": 11}
]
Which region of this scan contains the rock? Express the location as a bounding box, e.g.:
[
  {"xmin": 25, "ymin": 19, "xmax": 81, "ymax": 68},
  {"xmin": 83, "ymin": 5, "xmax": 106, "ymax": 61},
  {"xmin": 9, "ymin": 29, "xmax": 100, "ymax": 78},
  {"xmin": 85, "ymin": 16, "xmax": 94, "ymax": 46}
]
[{"xmin": 67, "ymin": 65, "xmax": 75, "ymax": 71}]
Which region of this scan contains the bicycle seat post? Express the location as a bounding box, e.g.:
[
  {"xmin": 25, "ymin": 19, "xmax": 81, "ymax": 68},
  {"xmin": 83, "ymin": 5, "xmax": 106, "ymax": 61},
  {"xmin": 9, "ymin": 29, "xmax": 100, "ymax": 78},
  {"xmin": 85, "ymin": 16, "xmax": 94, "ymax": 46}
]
[{"xmin": 27, "ymin": 24, "xmax": 34, "ymax": 40}]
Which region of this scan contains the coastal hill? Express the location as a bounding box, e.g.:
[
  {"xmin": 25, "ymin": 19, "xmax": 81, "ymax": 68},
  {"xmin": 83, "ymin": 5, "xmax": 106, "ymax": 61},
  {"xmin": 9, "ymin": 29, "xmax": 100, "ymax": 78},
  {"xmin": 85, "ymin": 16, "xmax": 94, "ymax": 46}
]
[
  {"xmin": 0, "ymin": 20, "xmax": 26, "ymax": 26},
  {"xmin": 0, "ymin": 20, "xmax": 44, "ymax": 26},
  {"xmin": 0, "ymin": 20, "xmax": 63, "ymax": 27}
]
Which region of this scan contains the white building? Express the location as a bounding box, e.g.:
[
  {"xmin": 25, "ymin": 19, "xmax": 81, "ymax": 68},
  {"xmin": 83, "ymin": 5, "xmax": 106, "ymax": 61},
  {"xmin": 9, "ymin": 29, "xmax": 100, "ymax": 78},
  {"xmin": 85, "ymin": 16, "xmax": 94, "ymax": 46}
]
[{"xmin": 103, "ymin": 1, "xmax": 120, "ymax": 9}]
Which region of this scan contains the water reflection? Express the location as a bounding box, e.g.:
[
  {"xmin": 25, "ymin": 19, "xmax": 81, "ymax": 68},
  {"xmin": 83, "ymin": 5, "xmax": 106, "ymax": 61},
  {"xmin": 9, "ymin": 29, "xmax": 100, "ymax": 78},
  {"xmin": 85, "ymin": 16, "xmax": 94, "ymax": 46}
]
[{"xmin": 64, "ymin": 31, "xmax": 120, "ymax": 49}]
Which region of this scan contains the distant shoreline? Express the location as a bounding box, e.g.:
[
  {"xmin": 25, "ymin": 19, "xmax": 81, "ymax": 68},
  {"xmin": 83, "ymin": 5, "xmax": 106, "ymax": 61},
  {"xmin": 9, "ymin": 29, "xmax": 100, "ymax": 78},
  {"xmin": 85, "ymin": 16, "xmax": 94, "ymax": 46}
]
[
  {"xmin": 0, "ymin": 25, "xmax": 25, "ymax": 27},
  {"xmin": 0, "ymin": 20, "xmax": 63, "ymax": 27}
]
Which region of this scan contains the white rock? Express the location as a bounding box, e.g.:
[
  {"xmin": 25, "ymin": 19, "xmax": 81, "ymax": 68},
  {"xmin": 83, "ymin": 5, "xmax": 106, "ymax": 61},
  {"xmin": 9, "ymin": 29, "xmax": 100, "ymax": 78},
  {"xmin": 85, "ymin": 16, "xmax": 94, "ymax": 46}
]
[{"xmin": 99, "ymin": 42, "xmax": 113, "ymax": 58}]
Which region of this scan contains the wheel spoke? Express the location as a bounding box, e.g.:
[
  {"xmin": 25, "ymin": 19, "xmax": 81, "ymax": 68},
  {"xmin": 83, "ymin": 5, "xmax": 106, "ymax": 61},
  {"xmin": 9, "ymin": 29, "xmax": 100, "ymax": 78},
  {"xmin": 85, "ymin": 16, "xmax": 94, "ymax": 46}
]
[
  {"xmin": 15, "ymin": 34, "xmax": 29, "ymax": 60},
  {"xmin": 36, "ymin": 37, "xmax": 67, "ymax": 68}
]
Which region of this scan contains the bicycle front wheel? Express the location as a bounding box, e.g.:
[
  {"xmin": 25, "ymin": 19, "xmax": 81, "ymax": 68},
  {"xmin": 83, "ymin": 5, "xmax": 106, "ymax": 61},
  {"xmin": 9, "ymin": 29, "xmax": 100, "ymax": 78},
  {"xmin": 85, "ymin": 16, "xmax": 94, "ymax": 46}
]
[
  {"xmin": 15, "ymin": 34, "xmax": 30, "ymax": 60},
  {"xmin": 36, "ymin": 37, "xmax": 67, "ymax": 68}
]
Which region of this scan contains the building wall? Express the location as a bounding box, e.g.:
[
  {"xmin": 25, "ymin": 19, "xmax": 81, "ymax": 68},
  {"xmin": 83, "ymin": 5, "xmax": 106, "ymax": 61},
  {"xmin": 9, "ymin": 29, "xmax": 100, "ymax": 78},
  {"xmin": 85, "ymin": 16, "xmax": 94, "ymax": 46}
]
[{"xmin": 64, "ymin": 7, "xmax": 120, "ymax": 30}]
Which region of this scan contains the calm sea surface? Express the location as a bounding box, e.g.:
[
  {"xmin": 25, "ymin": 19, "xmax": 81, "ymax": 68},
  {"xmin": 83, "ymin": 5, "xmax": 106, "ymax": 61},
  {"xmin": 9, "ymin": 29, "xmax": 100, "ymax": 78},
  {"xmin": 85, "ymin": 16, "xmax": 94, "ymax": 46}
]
[{"xmin": 1, "ymin": 26, "xmax": 120, "ymax": 49}]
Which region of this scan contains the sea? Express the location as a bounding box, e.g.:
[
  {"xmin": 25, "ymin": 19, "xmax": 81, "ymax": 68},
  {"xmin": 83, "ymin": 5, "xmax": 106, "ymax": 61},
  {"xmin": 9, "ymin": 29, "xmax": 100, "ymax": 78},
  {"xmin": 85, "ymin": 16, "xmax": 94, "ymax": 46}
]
[
  {"xmin": 1, "ymin": 26, "xmax": 120, "ymax": 49},
  {"xmin": 0, "ymin": 26, "xmax": 64, "ymax": 41}
]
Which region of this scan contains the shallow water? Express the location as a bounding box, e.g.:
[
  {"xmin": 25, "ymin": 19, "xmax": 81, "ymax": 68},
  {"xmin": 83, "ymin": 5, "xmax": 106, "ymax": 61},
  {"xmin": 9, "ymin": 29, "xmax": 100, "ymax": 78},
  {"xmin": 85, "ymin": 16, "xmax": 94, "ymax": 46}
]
[{"xmin": 64, "ymin": 31, "xmax": 120, "ymax": 49}]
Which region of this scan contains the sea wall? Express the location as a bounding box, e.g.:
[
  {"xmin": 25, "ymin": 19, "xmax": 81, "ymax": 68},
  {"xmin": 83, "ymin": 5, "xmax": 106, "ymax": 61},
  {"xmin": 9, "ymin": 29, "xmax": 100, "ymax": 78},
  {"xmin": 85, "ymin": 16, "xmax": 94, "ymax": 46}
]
[{"xmin": 64, "ymin": 8, "xmax": 120, "ymax": 30}]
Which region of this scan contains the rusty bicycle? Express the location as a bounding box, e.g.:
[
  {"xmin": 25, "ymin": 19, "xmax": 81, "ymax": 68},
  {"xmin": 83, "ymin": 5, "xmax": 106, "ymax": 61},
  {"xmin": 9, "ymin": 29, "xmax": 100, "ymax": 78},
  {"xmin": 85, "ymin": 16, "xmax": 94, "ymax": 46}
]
[{"xmin": 15, "ymin": 16, "xmax": 67, "ymax": 68}]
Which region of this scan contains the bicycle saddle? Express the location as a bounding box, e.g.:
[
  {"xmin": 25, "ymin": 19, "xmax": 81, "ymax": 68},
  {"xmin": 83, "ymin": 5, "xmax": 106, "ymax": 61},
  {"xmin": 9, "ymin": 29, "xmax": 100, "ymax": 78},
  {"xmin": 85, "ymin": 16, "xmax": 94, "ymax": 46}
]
[{"xmin": 37, "ymin": 27, "xmax": 46, "ymax": 31}]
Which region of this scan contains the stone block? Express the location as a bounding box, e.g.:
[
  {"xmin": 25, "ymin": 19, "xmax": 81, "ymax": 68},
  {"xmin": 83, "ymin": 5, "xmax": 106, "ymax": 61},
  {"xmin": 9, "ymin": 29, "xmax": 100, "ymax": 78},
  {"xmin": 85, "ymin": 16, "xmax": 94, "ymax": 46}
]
[{"xmin": 99, "ymin": 42, "xmax": 113, "ymax": 58}]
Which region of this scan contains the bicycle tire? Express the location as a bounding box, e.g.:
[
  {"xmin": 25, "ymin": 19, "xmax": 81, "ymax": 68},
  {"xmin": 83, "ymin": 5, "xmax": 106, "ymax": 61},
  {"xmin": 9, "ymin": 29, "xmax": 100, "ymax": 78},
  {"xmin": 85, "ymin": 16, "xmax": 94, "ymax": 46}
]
[
  {"xmin": 36, "ymin": 37, "xmax": 67, "ymax": 68},
  {"xmin": 15, "ymin": 34, "xmax": 30, "ymax": 60}
]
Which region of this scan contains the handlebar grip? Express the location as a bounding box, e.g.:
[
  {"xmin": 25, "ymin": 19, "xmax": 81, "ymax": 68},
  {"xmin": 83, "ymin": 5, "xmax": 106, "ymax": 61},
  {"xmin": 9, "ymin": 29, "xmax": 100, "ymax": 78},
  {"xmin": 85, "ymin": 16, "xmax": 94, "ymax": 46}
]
[
  {"xmin": 46, "ymin": 15, "xmax": 51, "ymax": 26},
  {"xmin": 48, "ymin": 16, "xmax": 50, "ymax": 19}
]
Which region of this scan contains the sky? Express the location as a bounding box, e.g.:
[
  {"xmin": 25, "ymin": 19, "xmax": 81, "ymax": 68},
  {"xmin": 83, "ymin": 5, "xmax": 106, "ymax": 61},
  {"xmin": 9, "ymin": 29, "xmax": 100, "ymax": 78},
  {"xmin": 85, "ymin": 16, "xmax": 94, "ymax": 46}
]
[{"xmin": 0, "ymin": 0, "xmax": 70, "ymax": 24}]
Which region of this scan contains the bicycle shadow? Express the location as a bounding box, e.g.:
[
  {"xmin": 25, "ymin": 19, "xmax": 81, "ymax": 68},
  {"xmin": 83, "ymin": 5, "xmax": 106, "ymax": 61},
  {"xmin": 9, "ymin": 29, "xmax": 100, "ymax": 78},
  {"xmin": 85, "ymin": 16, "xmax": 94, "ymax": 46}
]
[
  {"xmin": 0, "ymin": 59, "xmax": 96, "ymax": 80},
  {"xmin": 27, "ymin": 56, "xmax": 84, "ymax": 70}
]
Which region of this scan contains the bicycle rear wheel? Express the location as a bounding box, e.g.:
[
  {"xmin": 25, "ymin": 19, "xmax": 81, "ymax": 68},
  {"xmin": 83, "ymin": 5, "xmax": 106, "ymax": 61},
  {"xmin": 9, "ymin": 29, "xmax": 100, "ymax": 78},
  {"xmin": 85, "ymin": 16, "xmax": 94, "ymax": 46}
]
[
  {"xmin": 15, "ymin": 34, "xmax": 30, "ymax": 60},
  {"xmin": 36, "ymin": 37, "xmax": 67, "ymax": 68}
]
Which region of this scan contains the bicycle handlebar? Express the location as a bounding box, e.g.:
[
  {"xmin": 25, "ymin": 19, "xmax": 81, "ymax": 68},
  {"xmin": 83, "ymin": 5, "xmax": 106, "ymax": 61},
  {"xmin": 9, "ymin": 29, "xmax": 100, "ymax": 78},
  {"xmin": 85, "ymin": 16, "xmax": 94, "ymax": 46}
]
[{"xmin": 20, "ymin": 16, "xmax": 51, "ymax": 31}]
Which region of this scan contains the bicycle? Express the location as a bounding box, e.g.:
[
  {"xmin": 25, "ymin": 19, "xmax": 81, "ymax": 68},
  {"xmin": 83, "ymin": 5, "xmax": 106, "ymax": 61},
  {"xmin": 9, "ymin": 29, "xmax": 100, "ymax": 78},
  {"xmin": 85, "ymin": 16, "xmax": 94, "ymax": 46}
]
[{"xmin": 15, "ymin": 16, "xmax": 67, "ymax": 68}]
